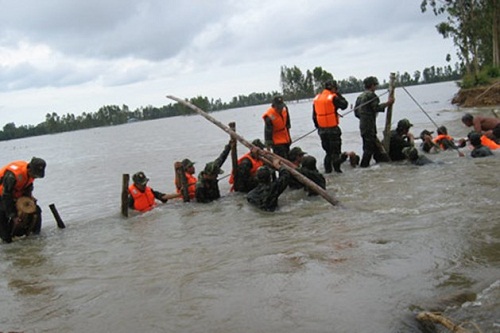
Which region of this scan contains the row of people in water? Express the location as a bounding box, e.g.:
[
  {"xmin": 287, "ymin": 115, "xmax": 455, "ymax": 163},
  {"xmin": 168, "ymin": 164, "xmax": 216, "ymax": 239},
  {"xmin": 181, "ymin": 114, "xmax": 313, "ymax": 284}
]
[{"xmin": 128, "ymin": 76, "xmax": 500, "ymax": 214}]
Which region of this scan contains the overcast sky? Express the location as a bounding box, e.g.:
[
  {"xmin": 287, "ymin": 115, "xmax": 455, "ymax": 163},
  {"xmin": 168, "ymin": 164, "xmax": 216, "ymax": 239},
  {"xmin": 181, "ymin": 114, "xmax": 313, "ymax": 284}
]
[{"xmin": 0, "ymin": 0, "xmax": 455, "ymax": 128}]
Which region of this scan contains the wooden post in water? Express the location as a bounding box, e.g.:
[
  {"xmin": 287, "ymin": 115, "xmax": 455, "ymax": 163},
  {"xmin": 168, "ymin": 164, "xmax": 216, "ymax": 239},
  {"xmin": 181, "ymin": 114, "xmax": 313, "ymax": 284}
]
[
  {"xmin": 383, "ymin": 72, "xmax": 396, "ymax": 154},
  {"xmin": 121, "ymin": 174, "xmax": 129, "ymax": 217},
  {"xmin": 228, "ymin": 122, "xmax": 238, "ymax": 175},
  {"xmin": 49, "ymin": 203, "xmax": 66, "ymax": 229}
]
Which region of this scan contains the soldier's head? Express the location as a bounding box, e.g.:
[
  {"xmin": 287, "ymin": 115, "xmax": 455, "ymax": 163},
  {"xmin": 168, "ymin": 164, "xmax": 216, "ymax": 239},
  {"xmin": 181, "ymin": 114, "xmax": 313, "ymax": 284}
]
[
  {"xmin": 461, "ymin": 113, "xmax": 473, "ymax": 127},
  {"xmin": 363, "ymin": 76, "xmax": 379, "ymax": 89},
  {"xmin": 256, "ymin": 166, "xmax": 272, "ymax": 184},
  {"xmin": 324, "ymin": 80, "xmax": 338, "ymax": 91}
]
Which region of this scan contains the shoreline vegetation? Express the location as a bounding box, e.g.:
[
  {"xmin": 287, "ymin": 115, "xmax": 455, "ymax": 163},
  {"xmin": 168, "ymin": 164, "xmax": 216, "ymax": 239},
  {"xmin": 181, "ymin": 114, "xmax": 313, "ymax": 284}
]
[
  {"xmin": 0, "ymin": 64, "xmax": 464, "ymax": 142},
  {"xmin": 452, "ymin": 79, "xmax": 500, "ymax": 108}
]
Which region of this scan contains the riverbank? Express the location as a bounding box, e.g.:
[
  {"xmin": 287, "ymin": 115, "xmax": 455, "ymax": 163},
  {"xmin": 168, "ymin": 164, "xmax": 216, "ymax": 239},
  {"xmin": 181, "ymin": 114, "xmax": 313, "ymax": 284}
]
[{"xmin": 451, "ymin": 80, "xmax": 500, "ymax": 107}]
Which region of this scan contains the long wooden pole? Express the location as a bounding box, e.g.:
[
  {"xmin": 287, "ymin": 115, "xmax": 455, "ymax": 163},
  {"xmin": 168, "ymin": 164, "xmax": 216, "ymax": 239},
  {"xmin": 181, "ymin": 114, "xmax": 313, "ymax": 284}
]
[
  {"xmin": 166, "ymin": 95, "xmax": 339, "ymax": 206},
  {"xmin": 383, "ymin": 72, "xmax": 396, "ymax": 154}
]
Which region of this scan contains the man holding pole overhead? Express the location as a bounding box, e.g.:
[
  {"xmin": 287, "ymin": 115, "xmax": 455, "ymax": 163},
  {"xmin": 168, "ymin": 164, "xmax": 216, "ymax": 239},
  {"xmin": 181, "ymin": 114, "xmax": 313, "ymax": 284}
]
[
  {"xmin": 355, "ymin": 76, "xmax": 394, "ymax": 168},
  {"xmin": 313, "ymin": 80, "xmax": 348, "ymax": 173}
]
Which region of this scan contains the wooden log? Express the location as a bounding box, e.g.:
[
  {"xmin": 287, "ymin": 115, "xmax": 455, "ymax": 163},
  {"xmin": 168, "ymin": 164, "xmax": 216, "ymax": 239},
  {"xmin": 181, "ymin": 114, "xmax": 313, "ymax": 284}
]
[
  {"xmin": 121, "ymin": 174, "xmax": 129, "ymax": 217},
  {"xmin": 416, "ymin": 311, "xmax": 471, "ymax": 333},
  {"xmin": 49, "ymin": 203, "xmax": 66, "ymax": 229},
  {"xmin": 166, "ymin": 95, "xmax": 339, "ymax": 206},
  {"xmin": 383, "ymin": 72, "xmax": 396, "ymax": 154}
]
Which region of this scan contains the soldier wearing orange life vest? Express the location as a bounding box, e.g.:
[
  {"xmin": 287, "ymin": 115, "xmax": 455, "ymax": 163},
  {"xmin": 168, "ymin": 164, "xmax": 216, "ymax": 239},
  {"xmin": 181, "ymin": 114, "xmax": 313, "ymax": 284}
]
[
  {"xmin": 0, "ymin": 157, "xmax": 46, "ymax": 244},
  {"xmin": 313, "ymin": 80, "xmax": 348, "ymax": 173},
  {"xmin": 229, "ymin": 139, "xmax": 265, "ymax": 193},
  {"xmin": 433, "ymin": 126, "xmax": 461, "ymax": 150},
  {"xmin": 128, "ymin": 171, "xmax": 172, "ymax": 212},
  {"xmin": 263, "ymin": 96, "xmax": 291, "ymax": 159}
]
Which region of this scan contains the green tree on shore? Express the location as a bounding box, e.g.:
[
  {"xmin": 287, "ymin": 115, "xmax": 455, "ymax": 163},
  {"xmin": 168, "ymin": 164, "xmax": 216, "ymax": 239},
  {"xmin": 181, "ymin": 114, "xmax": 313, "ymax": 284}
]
[{"xmin": 421, "ymin": 0, "xmax": 500, "ymax": 86}]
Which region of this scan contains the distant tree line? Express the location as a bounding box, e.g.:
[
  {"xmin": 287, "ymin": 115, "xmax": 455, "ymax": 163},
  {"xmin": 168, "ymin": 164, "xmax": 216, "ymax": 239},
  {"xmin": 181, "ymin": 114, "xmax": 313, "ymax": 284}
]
[
  {"xmin": 0, "ymin": 64, "xmax": 460, "ymax": 141},
  {"xmin": 279, "ymin": 63, "xmax": 462, "ymax": 101}
]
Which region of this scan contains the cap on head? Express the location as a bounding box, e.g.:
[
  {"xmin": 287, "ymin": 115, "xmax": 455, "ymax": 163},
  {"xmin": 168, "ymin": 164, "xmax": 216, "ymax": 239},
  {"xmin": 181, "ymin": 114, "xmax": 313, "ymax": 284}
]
[
  {"xmin": 363, "ymin": 76, "xmax": 379, "ymax": 88},
  {"xmin": 256, "ymin": 166, "xmax": 272, "ymax": 183},
  {"xmin": 420, "ymin": 129, "xmax": 434, "ymax": 140},
  {"xmin": 437, "ymin": 126, "xmax": 448, "ymax": 135},
  {"xmin": 251, "ymin": 139, "xmax": 265, "ymax": 149},
  {"xmin": 301, "ymin": 155, "xmax": 317, "ymax": 170},
  {"xmin": 181, "ymin": 158, "xmax": 195, "ymax": 169},
  {"xmin": 324, "ymin": 80, "xmax": 338, "ymax": 90},
  {"xmin": 272, "ymin": 96, "xmax": 284, "ymax": 108},
  {"xmin": 203, "ymin": 162, "xmax": 223, "ymax": 175},
  {"xmin": 288, "ymin": 147, "xmax": 306, "ymax": 161},
  {"xmin": 132, "ymin": 171, "xmax": 149, "ymax": 186},
  {"xmin": 397, "ymin": 118, "xmax": 413, "ymax": 130},
  {"xmin": 28, "ymin": 157, "xmax": 46, "ymax": 178}
]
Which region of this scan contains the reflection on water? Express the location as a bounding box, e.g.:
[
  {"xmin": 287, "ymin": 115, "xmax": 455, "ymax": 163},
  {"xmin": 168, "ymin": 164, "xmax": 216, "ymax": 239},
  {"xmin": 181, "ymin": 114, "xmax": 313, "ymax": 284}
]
[{"xmin": 0, "ymin": 81, "xmax": 499, "ymax": 332}]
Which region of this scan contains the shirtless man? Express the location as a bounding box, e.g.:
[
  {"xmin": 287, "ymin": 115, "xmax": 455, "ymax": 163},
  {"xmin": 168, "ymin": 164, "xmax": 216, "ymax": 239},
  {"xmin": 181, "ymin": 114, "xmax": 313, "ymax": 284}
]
[{"xmin": 461, "ymin": 113, "xmax": 500, "ymax": 140}]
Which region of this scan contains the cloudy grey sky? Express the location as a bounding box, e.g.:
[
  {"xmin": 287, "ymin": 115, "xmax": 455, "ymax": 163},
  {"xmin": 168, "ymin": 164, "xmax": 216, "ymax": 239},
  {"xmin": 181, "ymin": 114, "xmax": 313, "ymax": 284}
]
[{"xmin": 0, "ymin": 0, "xmax": 455, "ymax": 128}]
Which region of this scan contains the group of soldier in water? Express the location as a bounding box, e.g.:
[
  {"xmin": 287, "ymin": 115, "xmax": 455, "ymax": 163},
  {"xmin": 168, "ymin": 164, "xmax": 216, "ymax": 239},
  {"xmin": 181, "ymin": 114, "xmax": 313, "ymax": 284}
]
[{"xmin": 1, "ymin": 76, "xmax": 499, "ymax": 243}]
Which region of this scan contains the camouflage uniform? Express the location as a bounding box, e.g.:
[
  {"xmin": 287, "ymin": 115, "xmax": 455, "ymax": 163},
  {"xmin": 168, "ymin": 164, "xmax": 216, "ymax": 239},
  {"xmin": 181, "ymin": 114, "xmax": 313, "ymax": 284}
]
[{"xmin": 355, "ymin": 91, "xmax": 390, "ymax": 167}]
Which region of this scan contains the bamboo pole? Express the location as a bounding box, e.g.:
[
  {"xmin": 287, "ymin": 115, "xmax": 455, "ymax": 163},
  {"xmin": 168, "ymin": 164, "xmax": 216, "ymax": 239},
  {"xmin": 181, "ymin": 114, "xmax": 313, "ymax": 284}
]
[
  {"xmin": 49, "ymin": 203, "xmax": 66, "ymax": 228},
  {"xmin": 121, "ymin": 174, "xmax": 129, "ymax": 217},
  {"xmin": 166, "ymin": 95, "xmax": 339, "ymax": 206},
  {"xmin": 416, "ymin": 312, "xmax": 472, "ymax": 333},
  {"xmin": 383, "ymin": 72, "xmax": 396, "ymax": 154}
]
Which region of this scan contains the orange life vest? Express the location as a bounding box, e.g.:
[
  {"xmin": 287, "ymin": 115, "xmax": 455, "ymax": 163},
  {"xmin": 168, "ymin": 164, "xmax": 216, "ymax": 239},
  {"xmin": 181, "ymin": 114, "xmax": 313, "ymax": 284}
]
[
  {"xmin": 0, "ymin": 161, "xmax": 34, "ymax": 199},
  {"xmin": 262, "ymin": 106, "xmax": 291, "ymax": 145},
  {"xmin": 313, "ymin": 90, "xmax": 339, "ymax": 128},
  {"xmin": 229, "ymin": 153, "xmax": 264, "ymax": 185},
  {"xmin": 433, "ymin": 134, "xmax": 454, "ymax": 149},
  {"xmin": 129, "ymin": 184, "xmax": 156, "ymax": 212},
  {"xmin": 175, "ymin": 172, "xmax": 197, "ymax": 199},
  {"xmin": 481, "ymin": 135, "xmax": 500, "ymax": 150}
]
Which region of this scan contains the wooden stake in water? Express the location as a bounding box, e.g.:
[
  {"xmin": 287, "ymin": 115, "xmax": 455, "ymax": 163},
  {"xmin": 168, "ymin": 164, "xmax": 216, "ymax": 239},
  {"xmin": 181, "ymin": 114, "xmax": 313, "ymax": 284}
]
[
  {"xmin": 49, "ymin": 203, "xmax": 66, "ymax": 229},
  {"xmin": 383, "ymin": 72, "xmax": 396, "ymax": 154},
  {"xmin": 121, "ymin": 174, "xmax": 129, "ymax": 217}
]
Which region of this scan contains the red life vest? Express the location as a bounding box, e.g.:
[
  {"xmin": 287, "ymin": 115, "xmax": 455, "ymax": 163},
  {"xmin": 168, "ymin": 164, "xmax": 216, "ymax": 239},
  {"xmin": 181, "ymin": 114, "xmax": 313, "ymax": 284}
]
[
  {"xmin": 262, "ymin": 106, "xmax": 291, "ymax": 145},
  {"xmin": 229, "ymin": 153, "xmax": 264, "ymax": 185},
  {"xmin": 175, "ymin": 172, "xmax": 197, "ymax": 199},
  {"xmin": 313, "ymin": 90, "xmax": 339, "ymax": 128},
  {"xmin": 0, "ymin": 161, "xmax": 34, "ymax": 198},
  {"xmin": 129, "ymin": 184, "xmax": 156, "ymax": 212},
  {"xmin": 481, "ymin": 135, "xmax": 500, "ymax": 150},
  {"xmin": 433, "ymin": 134, "xmax": 454, "ymax": 149}
]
